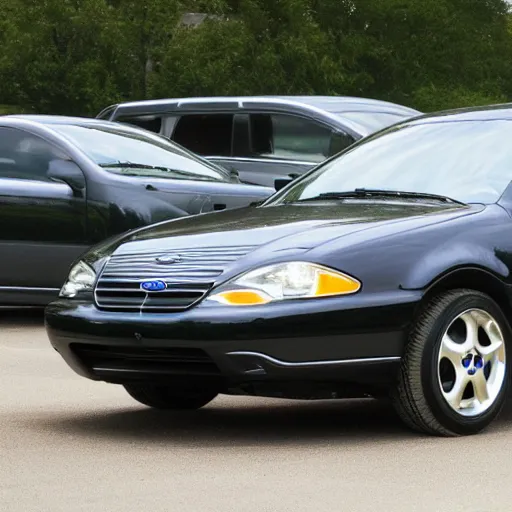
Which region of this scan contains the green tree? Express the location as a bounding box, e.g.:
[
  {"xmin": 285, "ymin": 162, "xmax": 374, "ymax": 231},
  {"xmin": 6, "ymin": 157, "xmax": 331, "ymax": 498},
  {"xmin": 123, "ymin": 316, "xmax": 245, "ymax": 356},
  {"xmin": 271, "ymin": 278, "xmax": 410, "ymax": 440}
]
[
  {"xmin": 313, "ymin": 0, "xmax": 512, "ymax": 110},
  {"xmin": 0, "ymin": 0, "xmax": 121, "ymax": 114},
  {"xmin": 0, "ymin": 0, "xmax": 511, "ymax": 115}
]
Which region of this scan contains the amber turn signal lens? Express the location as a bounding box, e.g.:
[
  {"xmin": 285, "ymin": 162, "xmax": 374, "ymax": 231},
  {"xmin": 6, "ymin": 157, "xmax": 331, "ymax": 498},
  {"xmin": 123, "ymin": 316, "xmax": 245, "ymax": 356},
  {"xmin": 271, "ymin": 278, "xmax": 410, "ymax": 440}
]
[
  {"xmin": 211, "ymin": 289, "xmax": 272, "ymax": 306},
  {"xmin": 315, "ymin": 270, "xmax": 361, "ymax": 296}
]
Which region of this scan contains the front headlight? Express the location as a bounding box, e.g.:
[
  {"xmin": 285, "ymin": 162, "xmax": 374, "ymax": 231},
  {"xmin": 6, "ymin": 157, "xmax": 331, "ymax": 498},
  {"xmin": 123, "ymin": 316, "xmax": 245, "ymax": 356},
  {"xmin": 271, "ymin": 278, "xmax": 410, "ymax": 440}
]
[
  {"xmin": 207, "ymin": 262, "xmax": 361, "ymax": 306},
  {"xmin": 59, "ymin": 261, "xmax": 96, "ymax": 298}
]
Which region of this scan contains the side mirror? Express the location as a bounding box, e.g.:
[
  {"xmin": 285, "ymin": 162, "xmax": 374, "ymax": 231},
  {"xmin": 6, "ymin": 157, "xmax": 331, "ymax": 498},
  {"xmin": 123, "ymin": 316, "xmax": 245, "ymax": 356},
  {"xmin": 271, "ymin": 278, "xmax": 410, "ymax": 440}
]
[
  {"xmin": 274, "ymin": 177, "xmax": 293, "ymax": 192},
  {"xmin": 47, "ymin": 159, "xmax": 86, "ymax": 192},
  {"xmin": 228, "ymin": 166, "xmax": 241, "ymax": 183}
]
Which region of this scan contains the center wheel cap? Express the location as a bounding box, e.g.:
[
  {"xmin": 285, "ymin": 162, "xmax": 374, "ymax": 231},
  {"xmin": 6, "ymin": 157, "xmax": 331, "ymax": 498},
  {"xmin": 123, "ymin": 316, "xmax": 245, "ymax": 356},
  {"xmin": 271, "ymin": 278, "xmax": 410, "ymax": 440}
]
[{"xmin": 461, "ymin": 352, "xmax": 484, "ymax": 375}]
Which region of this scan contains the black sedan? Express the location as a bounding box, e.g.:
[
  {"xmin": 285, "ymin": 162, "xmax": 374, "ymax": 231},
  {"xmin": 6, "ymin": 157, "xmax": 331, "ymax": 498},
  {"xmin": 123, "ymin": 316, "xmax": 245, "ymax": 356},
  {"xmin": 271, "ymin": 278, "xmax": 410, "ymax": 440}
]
[
  {"xmin": 46, "ymin": 104, "xmax": 512, "ymax": 437},
  {"xmin": 0, "ymin": 115, "xmax": 273, "ymax": 306}
]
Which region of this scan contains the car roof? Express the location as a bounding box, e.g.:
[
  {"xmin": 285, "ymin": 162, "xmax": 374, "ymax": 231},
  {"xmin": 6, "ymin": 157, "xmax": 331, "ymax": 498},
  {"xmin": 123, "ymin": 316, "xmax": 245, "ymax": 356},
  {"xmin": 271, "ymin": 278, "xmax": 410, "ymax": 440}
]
[
  {"xmin": 403, "ymin": 102, "xmax": 512, "ymax": 124},
  {"xmin": 102, "ymin": 95, "xmax": 422, "ymax": 138},
  {"xmin": 4, "ymin": 114, "xmax": 125, "ymax": 128},
  {"xmin": 2, "ymin": 113, "xmax": 166, "ymax": 136},
  {"xmin": 109, "ymin": 95, "xmax": 421, "ymax": 116},
  {"xmin": 10, "ymin": 102, "xmax": 512, "ymax": 131},
  {"xmin": 266, "ymin": 95, "xmax": 420, "ymax": 116}
]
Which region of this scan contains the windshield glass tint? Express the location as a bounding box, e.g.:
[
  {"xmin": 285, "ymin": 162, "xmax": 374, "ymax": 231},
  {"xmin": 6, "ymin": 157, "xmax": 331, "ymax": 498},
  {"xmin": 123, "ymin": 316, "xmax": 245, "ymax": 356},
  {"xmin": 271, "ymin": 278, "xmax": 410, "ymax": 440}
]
[
  {"xmin": 52, "ymin": 124, "xmax": 227, "ymax": 182},
  {"xmin": 270, "ymin": 119, "xmax": 512, "ymax": 205}
]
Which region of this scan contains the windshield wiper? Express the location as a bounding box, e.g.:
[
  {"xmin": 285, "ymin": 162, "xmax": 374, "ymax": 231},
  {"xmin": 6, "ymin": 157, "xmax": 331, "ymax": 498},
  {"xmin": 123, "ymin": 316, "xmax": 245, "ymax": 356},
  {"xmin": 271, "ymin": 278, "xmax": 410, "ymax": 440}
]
[
  {"xmin": 99, "ymin": 162, "xmax": 171, "ymax": 172},
  {"xmin": 98, "ymin": 161, "xmax": 219, "ymax": 181},
  {"xmin": 296, "ymin": 188, "xmax": 466, "ymax": 206}
]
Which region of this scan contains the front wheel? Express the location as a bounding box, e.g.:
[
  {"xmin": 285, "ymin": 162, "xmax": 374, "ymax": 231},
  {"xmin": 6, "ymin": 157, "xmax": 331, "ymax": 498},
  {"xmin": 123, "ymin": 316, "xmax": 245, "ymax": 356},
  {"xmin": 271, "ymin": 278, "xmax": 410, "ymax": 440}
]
[
  {"xmin": 392, "ymin": 289, "xmax": 509, "ymax": 436},
  {"xmin": 124, "ymin": 383, "xmax": 218, "ymax": 410}
]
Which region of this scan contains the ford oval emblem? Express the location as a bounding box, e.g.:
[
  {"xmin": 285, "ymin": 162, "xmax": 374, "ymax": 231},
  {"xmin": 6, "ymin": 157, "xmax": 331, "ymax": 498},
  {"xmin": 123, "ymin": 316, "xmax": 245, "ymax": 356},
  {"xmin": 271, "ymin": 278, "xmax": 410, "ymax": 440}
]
[
  {"xmin": 155, "ymin": 254, "xmax": 182, "ymax": 265},
  {"xmin": 140, "ymin": 280, "xmax": 167, "ymax": 292}
]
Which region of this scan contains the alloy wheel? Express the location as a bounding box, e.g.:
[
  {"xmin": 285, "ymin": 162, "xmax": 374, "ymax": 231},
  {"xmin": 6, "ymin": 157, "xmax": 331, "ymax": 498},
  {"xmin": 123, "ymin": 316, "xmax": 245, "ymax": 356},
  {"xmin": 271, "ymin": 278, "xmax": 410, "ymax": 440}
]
[{"xmin": 437, "ymin": 308, "xmax": 506, "ymax": 417}]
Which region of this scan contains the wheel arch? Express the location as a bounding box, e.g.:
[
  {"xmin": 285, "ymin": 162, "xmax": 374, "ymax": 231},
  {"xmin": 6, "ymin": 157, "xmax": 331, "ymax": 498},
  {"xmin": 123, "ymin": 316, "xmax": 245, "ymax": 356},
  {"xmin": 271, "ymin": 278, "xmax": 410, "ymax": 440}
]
[{"xmin": 417, "ymin": 266, "xmax": 512, "ymax": 322}]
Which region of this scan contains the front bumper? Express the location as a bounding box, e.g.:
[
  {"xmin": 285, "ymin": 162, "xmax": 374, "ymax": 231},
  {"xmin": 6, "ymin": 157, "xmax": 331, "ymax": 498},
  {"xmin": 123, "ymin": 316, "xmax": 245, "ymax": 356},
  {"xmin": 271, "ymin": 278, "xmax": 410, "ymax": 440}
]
[{"xmin": 45, "ymin": 290, "xmax": 422, "ymax": 392}]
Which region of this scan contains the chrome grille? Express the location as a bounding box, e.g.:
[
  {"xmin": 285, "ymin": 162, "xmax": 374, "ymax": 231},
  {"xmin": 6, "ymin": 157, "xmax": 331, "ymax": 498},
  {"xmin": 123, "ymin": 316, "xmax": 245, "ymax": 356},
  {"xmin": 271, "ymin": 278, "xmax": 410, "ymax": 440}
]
[{"xmin": 94, "ymin": 245, "xmax": 256, "ymax": 312}]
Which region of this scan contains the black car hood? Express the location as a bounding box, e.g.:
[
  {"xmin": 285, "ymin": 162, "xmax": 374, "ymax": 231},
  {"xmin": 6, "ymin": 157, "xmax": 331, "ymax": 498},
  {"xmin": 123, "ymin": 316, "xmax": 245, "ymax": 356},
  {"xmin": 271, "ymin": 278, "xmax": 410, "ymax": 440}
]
[{"xmin": 111, "ymin": 201, "xmax": 483, "ymax": 257}]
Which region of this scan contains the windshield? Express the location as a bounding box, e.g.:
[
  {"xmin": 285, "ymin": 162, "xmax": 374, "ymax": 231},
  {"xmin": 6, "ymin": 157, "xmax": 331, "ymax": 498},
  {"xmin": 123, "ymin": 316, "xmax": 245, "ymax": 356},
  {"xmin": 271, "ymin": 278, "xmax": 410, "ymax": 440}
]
[
  {"xmin": 52, "ymin": 124, "xmax": 228, "ymax": 182},
  {"xmin": 335, "ymin": 111, "xmax": 407, "ymax": 132},
  {"xmin": 268, "ymin": 119, "xmax": 512, "ymax": 205}
]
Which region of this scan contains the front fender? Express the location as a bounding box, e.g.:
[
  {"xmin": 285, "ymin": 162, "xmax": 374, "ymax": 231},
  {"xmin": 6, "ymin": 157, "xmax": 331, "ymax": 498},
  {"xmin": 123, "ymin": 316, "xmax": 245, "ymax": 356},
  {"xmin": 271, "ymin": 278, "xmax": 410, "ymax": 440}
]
[
  {"xmin": 401, "ymin": 241, "xmax": 510, "ymax": 290},
  {"xmin": 315, "ymin": 204, "xmax": 512, "ymax": 297}
]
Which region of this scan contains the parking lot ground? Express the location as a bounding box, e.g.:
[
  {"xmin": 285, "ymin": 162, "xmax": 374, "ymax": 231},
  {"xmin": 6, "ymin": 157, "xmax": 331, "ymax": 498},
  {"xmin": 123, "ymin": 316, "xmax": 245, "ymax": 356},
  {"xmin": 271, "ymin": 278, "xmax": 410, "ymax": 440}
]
[{"xmin": 2, "ymin": 309, "xmax": 512, "ymax": 512}]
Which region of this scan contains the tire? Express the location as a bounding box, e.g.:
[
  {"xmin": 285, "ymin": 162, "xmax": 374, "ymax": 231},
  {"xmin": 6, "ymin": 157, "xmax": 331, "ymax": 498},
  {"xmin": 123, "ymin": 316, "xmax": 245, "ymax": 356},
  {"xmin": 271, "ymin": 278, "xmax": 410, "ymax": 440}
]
[
  {"xmin": 392, "ymin": 289, "xmax": 510, "ymax": 437},
  {"xmin": 124, "ymin": 383, "xmax": 218, "ymax": 410}
]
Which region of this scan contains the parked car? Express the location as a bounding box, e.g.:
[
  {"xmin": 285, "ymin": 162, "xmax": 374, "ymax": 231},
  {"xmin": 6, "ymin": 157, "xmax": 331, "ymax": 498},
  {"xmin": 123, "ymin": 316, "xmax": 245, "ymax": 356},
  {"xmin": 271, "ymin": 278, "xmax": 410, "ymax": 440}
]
[
  {"xmin": 97, "ymin": 96, "xmax": 421, "ymax": 188},
  {"xmin": 0, "ymin": 115, "xmax": 273, "ymax": 306},
  {"xmin": 46, "ymin": 103, "xmax": 512, "ymax": 437}
]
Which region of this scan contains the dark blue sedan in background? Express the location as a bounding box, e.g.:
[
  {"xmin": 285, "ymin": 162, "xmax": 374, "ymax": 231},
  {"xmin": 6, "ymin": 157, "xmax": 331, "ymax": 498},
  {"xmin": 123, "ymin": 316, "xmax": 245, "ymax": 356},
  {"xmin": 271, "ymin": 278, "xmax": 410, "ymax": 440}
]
[{"xmin": 0, "ymin": 115, "xmax": 273, "ymax": 306}]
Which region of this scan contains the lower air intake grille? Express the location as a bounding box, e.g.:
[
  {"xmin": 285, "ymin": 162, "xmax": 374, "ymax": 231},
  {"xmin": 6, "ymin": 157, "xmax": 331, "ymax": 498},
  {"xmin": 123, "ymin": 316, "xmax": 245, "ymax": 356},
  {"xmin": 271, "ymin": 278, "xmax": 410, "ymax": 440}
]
[
  {"xmin": 94, "ymin": 245, "xmax": 255, "ymax": 313},
  {"xmin": 71, "ymin": 344, "xmax": 221, "ymax": 376}
]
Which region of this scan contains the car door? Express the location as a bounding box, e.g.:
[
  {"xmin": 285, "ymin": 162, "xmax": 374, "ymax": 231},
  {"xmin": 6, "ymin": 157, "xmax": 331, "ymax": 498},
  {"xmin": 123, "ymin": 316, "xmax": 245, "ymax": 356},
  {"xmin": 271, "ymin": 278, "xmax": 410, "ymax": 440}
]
[{"xmin": 0, "ymin": 127, "xmax": 88, "ymax": 302}]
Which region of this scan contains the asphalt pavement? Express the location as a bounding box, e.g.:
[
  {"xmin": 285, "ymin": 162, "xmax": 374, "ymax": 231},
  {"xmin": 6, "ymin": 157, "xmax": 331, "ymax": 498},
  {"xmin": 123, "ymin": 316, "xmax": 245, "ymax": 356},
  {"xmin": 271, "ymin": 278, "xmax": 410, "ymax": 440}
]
[{"xmin": 2, "ymin": 308, "xmax": 512, "ymax": 512}]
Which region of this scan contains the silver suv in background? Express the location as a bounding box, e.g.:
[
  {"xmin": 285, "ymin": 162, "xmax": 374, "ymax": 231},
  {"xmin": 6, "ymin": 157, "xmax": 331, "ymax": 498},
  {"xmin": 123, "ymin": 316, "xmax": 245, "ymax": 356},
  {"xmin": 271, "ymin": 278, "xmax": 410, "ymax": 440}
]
[{"xmin": 97, "ymin": 96, "xmax": 421, "ymax": 189}]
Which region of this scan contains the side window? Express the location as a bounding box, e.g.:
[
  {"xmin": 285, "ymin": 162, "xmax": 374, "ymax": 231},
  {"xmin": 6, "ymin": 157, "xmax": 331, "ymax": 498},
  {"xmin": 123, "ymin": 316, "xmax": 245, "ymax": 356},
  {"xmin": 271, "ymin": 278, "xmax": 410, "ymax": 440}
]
[
  {"xmin": 172, "ymin": 114, "xmax": 233, "ymax": 156},
  {"xmin": 116, "ymin": 115, "xmax": 163, "ymax": 134},
  {"xmin": 0, "ymin": 127, "xmax": 69, "ymax": 181},
  {"xmin": 250, "ymin": 114, "xmax": 354, "ymax": 163}
]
